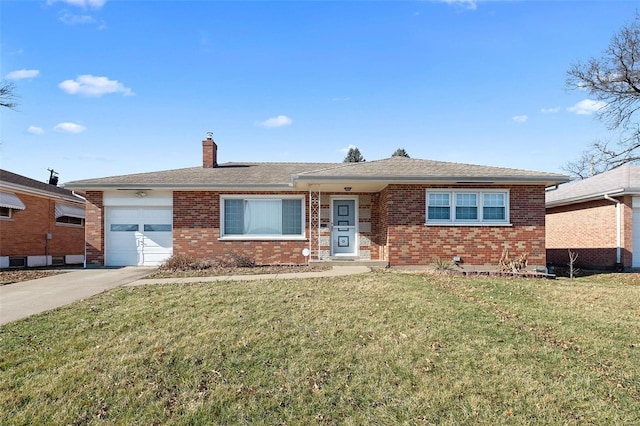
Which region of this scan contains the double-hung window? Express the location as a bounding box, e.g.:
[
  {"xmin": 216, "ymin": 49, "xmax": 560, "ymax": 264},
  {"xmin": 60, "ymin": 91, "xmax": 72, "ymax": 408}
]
[
  {"xmin": 426, "ymin": 190, "xmax": 509, "ymax": 224},
  {"xmin": 221, "ymin": 196, "xmax": 305, "ymax": 239}
]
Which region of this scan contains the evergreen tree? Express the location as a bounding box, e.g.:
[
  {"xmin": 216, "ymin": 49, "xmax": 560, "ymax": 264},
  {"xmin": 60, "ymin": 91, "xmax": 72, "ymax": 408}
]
[
  {"xmin": 343, "ymin": 147, "xmax": 366, "ymax": 163},
  {"xmin": 391, "ymin": 148, "xmax": 410, "ymax": 158}
]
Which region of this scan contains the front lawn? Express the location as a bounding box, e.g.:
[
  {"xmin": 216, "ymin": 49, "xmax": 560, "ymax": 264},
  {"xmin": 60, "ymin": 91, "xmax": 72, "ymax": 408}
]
[{"xmin": 1, "ymin": 272, "xmax": 639, "ymax": 424}]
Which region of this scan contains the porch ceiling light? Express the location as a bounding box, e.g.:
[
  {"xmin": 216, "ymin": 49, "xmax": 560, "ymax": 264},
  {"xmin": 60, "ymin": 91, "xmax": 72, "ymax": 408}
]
[{"xmin": 344, "ymin": 187, "xmax": 352, "ymax": 192}]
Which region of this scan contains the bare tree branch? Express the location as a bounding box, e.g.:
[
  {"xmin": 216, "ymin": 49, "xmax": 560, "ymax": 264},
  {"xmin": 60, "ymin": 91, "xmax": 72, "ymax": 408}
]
[
  {"xmin": 0, "ymin": 80, "xmax": 18, "ymax": 110},
  {"xmin": 566, "ymin": 14, "xmax": 640, "ymax": 177}
]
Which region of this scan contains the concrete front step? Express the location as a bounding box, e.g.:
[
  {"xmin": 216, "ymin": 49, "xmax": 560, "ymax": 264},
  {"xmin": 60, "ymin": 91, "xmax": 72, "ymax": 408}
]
[{"xmin": 310, "ymin": 258, "xmax": 389, "ymax": 268}]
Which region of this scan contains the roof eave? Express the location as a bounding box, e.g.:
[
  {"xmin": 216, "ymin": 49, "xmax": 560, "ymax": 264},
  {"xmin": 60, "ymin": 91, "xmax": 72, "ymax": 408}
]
[
  {"xmin": 0, "ymin": 182, "xmax": 82, "ymax": 204},
  {"xmin": 63, "ymin": 182, "xmax": 296, "ymax": 191},
  {"xmin": 293, "ymin": 175, "xmax": 569, "ymax": 186},
  {"xmin": 545, "ymin": 188, "xmax": 638, "ymax": 208}
]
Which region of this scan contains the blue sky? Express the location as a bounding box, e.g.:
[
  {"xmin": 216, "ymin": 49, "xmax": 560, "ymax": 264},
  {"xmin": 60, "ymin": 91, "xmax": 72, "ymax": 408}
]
[{"xmin": 1, "ymin": 0, "xmax": 638, "ymax": 184}]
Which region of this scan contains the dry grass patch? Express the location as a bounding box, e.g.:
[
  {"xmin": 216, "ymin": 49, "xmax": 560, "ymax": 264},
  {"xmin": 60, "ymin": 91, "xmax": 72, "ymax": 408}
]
[
  {"xmin": 0, "ymin": 270, "xmax": 66, "ymax": 286},
  {"xmin": 1, "ymin": 272, "xmax": 639, "ymax": 424}
]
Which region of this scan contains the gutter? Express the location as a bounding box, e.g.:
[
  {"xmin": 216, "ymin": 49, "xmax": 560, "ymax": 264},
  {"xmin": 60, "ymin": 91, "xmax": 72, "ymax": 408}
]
[
  {"xmin": 603, "ymin": 193, "xmax": 622, "ymax": 265},
  {"xmin": 546, "ymin": 188, "xmax": 626, "ymax": 209},
  {"xmin": 72, "ymin": 191, "xmax": 87, "ymax": 201},
  {"xmin": 292, "ymin": 175, "xmax": 568, "ymax": 186}
]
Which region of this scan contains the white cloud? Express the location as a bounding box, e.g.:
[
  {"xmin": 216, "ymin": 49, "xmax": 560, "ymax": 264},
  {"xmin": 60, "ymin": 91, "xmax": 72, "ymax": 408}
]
[
  {"xmin": 258, "ymin": 115, "xmax": 292, "ymax": 128},
  {"xmin": 58, "ymin": 75, "xmax": 133, "ymax": 97},
  {"xmin": 54, "ymin": 122, "xmax": 87, "ymax": 133},
  {"xmin": 512, "ymin": 115, "xmax": 528, "ymax": 123},
  {"xmin": 47, "ymin": 0, "xmax": 106, "ymax": 9},
  {"xmin": 59, "ymin": 13, "xmax": 96, "ymax": 25},
  {"xmin": 541, "ymin": 107, "xmax": 561, "ymax": 114},
  {"xmin": 5, "ymin": 69, "xmax": 40, "ymax": 80},
  {"xmin": 339, "ymin": 144, "xmax": 357, "ymax": 154},
  {"xmin": 27, "ymin": 126, "xmax": 45, "ymax": 135},
  {"xmin": 567, "ymin": 99, "xmax": 607, "ymax": 115},
  {"xmin": 440, "ymin": 0, "xmax": 477, "ymax": 10}
]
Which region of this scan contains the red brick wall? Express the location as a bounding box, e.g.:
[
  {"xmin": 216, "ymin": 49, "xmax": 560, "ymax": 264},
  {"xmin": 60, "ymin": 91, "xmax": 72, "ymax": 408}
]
[
  {"xmin": 0, "ymin": 191, "xmax": 84, "ymax": 259},
  {"xmin": 368, "ymin": 192, "xmax": 383, "ymax": 260},
  {"xmin": 384, "ymin": 185, "xmax": 547, "ymax": 267},
  {"xmin": 377, "ymin": 187, "xmax": 390, "ymax": 261},
  {"xmin": 83, "ymin": 185, "xmax": 550, "ymax": 268},
  {"xmin": 173, "ymin": 191, "xmax": 310, "ymax": 265},
  {"xmin": 546, "ymin": 196, "xmax": 631, "ymax": 269},
  {"xmin": 85, "ymin": 191, "xmax": 104, "ymax": 266}
]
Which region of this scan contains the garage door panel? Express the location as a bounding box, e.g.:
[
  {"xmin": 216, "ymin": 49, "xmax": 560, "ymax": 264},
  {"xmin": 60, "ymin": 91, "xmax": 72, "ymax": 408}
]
[
  {"xmin": 108, "ymin": 208, "xmax": 142, "ymax": 221},
  {"xmin": 142, "ymin": 209, "xmax": 172, "ymax": 221},
  {"xmin": 106, "ymin": 207, "xmax": 173, "ymax": 267},
  {"xmin": 108, "ymin": 250, "xmax": 141, "ymax": 267},
  {"xmin": 143, "ymin": 235, "xmax": 172, "ymax": 249}
]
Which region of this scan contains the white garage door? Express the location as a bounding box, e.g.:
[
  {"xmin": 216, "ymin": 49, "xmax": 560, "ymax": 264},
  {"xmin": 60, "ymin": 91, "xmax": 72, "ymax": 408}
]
[{"xmin": 106, "ymin": 207, "xmax": 173, "ymax": 266}]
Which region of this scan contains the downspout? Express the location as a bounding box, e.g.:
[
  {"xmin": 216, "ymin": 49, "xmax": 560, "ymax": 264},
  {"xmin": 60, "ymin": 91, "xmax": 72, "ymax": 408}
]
[{"xmin": 603, "ymin": 194, "xmax": 621, "ymax": 265}]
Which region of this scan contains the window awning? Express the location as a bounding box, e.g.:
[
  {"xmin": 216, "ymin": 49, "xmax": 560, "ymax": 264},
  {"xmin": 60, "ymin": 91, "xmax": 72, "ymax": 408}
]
[
  {"xmin": 0, "ymin": 191, "xmax": 26, "ymax": 210},
  {"xmin": 55, "ymin": 203, "xmax": 85, "ymax": 219}
]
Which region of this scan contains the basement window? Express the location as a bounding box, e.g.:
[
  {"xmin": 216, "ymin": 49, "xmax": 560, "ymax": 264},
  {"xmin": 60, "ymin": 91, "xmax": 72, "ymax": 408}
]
[
  {"xmin": 9, "ymin": 257, "xmax": 27, "ymax": 268},
  {"xmin": 426, "ymin": 190, "xmax": 510, "ymax": 225},
  {"xmin": 56, "ymin": 216, "xmax": 85, "ymax": 226}
]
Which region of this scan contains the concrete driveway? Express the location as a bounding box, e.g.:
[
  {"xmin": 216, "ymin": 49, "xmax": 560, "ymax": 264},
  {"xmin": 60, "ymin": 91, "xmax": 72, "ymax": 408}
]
[{"xmin": 0, "ymin": 267, "xmax": 154, "ymax": 326}]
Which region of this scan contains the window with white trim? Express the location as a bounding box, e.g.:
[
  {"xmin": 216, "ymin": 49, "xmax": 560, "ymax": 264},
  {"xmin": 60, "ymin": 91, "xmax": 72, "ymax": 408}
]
[
  {"xmin": 426, "ymin": 190, "xmax": 509, "ymax": 224},
  {"xmin": 0, "ymin": 207, "xmax": 12, "ymax": 218},
  {"xmin": 221, "ymin": 196, "xmax": 305, "ymax": 239}
]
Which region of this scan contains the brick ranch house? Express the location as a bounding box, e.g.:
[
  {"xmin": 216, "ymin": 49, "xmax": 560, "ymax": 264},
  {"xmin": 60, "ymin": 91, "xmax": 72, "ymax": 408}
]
[
  {"xmin": 64, "ymin": 135, "xmax": 569, "ymax": 269},
  {"xmin": 0, "ymin": 169, "xmax": 85, "ymax": 268},
  {"xmin": 546, "ymin": 164, "xmax": 640, "ymax": 270}
]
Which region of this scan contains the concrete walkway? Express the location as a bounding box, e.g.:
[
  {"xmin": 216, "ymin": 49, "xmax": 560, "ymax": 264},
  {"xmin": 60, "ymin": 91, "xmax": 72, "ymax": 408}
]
[
  {"xmin": 0, "ymin": 266, "xmax": 370, "ymax": 325},
  {"xmin": 126, "ymin": 265, "xmax": 371, "ymax": 286},
  {"xmin": 0, "ymin": 267, "xmax": 154, "ymax": 325}
]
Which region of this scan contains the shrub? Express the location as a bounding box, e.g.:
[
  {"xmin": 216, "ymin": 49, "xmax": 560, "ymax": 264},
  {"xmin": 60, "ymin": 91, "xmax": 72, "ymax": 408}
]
[
  {"xmin": 227, "ymin": 253, "xmax": 256, "ymax": 268},
  {"xmin": 159, "ymin": 254, "xmax": 197, "ymax": 271},
  {"xmin": 431, "ymin": 256, "xmax": 455, "ymax": 272},
  {"xmin": 160, "ymin": 253, "xmax": 256, "ymax": 272}
]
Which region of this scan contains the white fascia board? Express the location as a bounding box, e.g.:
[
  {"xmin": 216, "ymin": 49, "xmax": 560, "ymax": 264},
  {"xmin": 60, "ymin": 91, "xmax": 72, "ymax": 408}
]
[
  {"xmin": 545, "ymin": 188, "xmax": 628, "ymax": 208},
  {"xmin": 64, "ymin": 183, "xmax": 297, "ymax": 192},
  {"xmin": 293, "ymin": 175, "xmax": 568, "ymax": 186},
  {"xmin": 0, "ymin": 182, "xmax": 82, "ymax": 204}
]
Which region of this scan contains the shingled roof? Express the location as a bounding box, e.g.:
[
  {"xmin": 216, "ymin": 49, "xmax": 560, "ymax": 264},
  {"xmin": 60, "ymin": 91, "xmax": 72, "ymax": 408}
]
[
  {"xmin": 64, "ymin": 157, "xmax": 569, "ymax": 190},
  {"xmin": 546, "ymin": 164, "xmax": 640, "ymax": 207},
  {"xmin": 296, "ymin": 157, "xmax": 567, "ymax": 181},
  {"xmin": 64, "ymin": 163, "xmax": 337, "ymax": 189},
  {"xmin": 1, "ymin": 169, "xmax": 81, "ymax": 203}
]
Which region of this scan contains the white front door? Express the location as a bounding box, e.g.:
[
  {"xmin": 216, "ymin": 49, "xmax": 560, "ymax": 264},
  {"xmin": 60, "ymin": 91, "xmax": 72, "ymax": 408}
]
[
  {"xmin": 106, "ymin": 207, "xmax": 173, "ymax": 266},
  {"xmin": 331, "ymin": 198, "xmax": 358, "ymax": 256}
]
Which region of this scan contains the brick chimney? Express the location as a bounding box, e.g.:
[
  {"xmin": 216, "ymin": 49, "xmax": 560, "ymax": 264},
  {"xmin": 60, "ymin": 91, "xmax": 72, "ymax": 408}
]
[{"xmin": 202, "ymin": 132, "xmax": 218, "ymax": 168}]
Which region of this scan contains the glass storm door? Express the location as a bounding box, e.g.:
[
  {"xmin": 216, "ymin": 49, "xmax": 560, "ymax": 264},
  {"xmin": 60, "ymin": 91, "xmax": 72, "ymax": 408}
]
[{"xmin": 331, "ymin": 199, "xmax": 357, "ymax": 256}]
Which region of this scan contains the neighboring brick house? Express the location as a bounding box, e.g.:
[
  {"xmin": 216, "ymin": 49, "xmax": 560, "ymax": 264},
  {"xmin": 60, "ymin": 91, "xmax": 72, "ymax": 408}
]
[
  {"xmin": 64, "ymin": 135, "xmax": 568, "ymax": 269},
  {"xmin": 546, "ymin": 164, "xmax": 640, "ymax": 270},
  {"xmin": 0, "ymin": 169, "xmax": 85, "ymax": 268}
]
